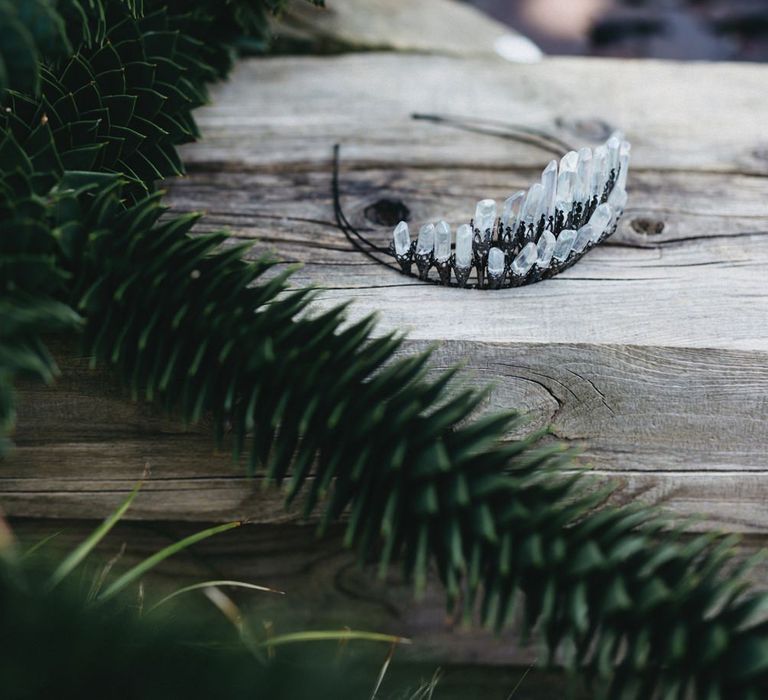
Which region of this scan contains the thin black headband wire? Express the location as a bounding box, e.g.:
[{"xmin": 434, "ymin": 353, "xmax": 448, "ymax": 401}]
[
  {"xmin": 331, "ymin": 144, "xmax": 403, "ymax": 275},
  {"xmin": 410, "ymin": 113, "xmax": 576, "ymax": 156}
]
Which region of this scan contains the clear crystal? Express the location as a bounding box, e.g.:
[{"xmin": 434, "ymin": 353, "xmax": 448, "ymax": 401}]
[
  {"xmin": 555, "ymin": 170, "xmax": 574, "ymax": 212},
  {"xmin": 591, "ymin": 145, "xmax": 608, "ymax": 199},
  {"xmin": 488, "ymin": 247, "xmax": 505, "ymax": 276},
  {"xmin": 560, "ymin": 150, "xmax": 579, "ymax": 174},
  {"xmin": 607, "ymin": 136, "xmax": 621, "ymax": 176},
  {"xmin": 608, "ymin": 186, "xmax": 627, "ymax": 212},
  {"xmin": 416, "ymin": 223, "xmax": 435, "ymax": 255},
  {"xmin": 589, "ymin": 202, "xmax": 613, "ymax": 241},
  {"xmin": 553, "ymin": 229, "xmax": 576, "ymax": 262},
  {"xmin": 393, "ymin": 221, "xmax": 411, "ymax": 256},
  {"xmin": 540, "ymin": 160, "xmax": 557, "ymax": 221},
  {"xmin": 501, "ymin": 191, "xmax": 525, "ymax": 232},
  {"xmin": 511, "ymin": 241, "xmax": 537, "ymax": 276},
  {"xmin": 474, "ymin": 199, "xmax": 497, "ymax": 237},
  {"xmin": 575, "ymin": 148, "xmax": 592, "ymax": 203},
  {"xmin": 555, "ymin": 151, "xmax": 578, "ymax": 211},
  {"xmin": 536, "ymin": 230, "xmax": 556, "ymax": 268},
  {"xmin": 455, "ymin": 223, "xmax": 473, "ymax": 268},
  {"xmin": 520, "ymin": 183, "xmax": 544, "ymax": 229},
  {"xmin": 574, "ymin": 224, "xmax": 594, "ymax": 253},
  {"xmin": 434, "ymin": 220, "xmax": 452, "ymax": 262},
  {"xmin": 617, "ymin": 140, "xmax": 631, "ymax": 190}
]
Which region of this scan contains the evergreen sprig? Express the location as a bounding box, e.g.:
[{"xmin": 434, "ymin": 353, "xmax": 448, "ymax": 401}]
[{"xmin": 2, "ymin": 2, "xmax": 768, "ymax": 698}]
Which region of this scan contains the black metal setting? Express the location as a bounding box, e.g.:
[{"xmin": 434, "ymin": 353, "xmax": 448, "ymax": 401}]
[
  {"xmin": 414, "ymin": 249, "xmax": 433, "ymax": 280},
  {"xmin": 389, "ymin": 240, "xmax": 415, "ymax": 275},
  {"xmin": 435, "ymin": 257, "xmax": 452, "ymax": 285}
]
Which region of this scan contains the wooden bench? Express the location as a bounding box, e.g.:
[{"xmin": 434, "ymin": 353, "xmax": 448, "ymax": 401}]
[{"xmin": 4, "ymin": 2, "xmax": 768, "ymax": 688}]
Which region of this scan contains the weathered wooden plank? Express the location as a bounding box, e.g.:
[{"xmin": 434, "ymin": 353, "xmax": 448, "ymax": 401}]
[
  {"xmin": 179, "ymin": 54, "xmax": 768, "ymax": 175},
  {"xmin": 8, "ymin": 332, "xmax": 768, "ymax": 473},
  {"xmin": 171, "ymin": 166, "xmax": 768, "ymax": 351},
  {"xmin": 6, "ymin": 466, "xmax": 768, "ymax": 533}
]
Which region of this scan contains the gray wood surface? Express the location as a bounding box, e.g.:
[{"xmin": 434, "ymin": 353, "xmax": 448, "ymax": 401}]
[{"xmin": 4, "ymin": 49, "xmax": 768, "ymax": 668}]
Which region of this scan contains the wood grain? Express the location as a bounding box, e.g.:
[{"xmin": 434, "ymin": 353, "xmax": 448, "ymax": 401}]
[{"xmin": 178, "ymin": 54, "xmax": 768, "ymax": 175}]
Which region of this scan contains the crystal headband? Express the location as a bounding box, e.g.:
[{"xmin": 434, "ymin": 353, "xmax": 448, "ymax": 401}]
[{"xmin": 386, "ymin": 132, "xmax": 630, "ymax": 289}]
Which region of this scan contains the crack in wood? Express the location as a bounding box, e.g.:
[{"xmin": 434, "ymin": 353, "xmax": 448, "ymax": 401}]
[{"xmin": 564, "ymin": 368, "xmax": 616, "ymax": 417}]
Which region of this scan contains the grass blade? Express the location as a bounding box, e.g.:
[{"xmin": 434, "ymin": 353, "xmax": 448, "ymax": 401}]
[
  {"xmin": 259, "ymin": 630, "xmax": 411, "ymax": 650},
  {"xmin": 370, "ymin": 641, "xmax": 398, "ymax": 700},
  {"xmin": 148, "ymin": 579, "xmax": 284, "ymax": 613},
  {"xmin": 97, "ymin": 520, "xmax": 242, "ymax": 601},
  {"xmin": 87, "ymin": 542, "xmax": 126, "ymax": 601},
  {"xmin": 48, "ymin": 480, "xmax": 142, "ymax": 590},
  {"xmin": 22, "ymin": 530, "xmax": 63, "ymax": 559}
]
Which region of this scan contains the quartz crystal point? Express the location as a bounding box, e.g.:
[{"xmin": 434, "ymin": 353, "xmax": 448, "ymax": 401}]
[
  {"xmin": 474, "ymin": 199, "xmax": 497, "ymax": 237},
  {"xmin": 574, "ymin": 224, "xmax": 594, "ymax": 253},
  {"xmin": 591, "ymin": 145, "xmax": 608, "ymax": 198},
  {"xmin": 488, "ymin": 247, "xmax": 505, "ymax": 276},
  {"xmin": 589, "ymin": 202, "xmax": 613, "ymax": 241},
  {"xmin": 617, "ymin": 140, "xmax": 631, "ymax": 190},
  {"xmin": 416, "ymin": 223, "xmax": 435, "ymax": 255},
  {"xmin": 501, "ymin": 191, "xmax": 525, "ymax": 232},
  {"xmin": 434, "ymin": 221, "xmax": 452, "ymax": 262},
  {"xmin": 555, "ymin": 171, "xmax": 574, "ymax": 213},
  {"xmin": 560, "ymin": 150, "xmax": 579, "ymax": 174},
  {"xmin": 575, "ymin": 148, "xmax": 592, "ymax": 204},
  {"xmin": 393, "ymin": 221, "xmax": 411, "ymax": 256},
  {"xmin": 540, "ymin": 160, "xmax": 558, "ymax": 222},
  {"xmin": 536, "ymin": 230, "xmax": 556, "ymax": 269},
  {"xmin": 556, "ymin": 151, "xmax": 578, "ymax": 211},
  {"xmin": 520, "ymin": 183, "xmax": 544, "ymax": 234},
  {"xmin": 553, "ymin": 229, "xmax": 576, "ymax": 262},
  {"xmin": 455, "ymin": 223, "xmax": 473, "ymax": 268},
  {"xmin": 608, "ymin": 186, "xmax": 628, "ymax": 212},
  {"xmin": 607, "ymin": 135, "xmax": 621, "ymax": 177},
  {"xmin": 511, "ymin": 241, "xmax": 537, "ymax": 276}
]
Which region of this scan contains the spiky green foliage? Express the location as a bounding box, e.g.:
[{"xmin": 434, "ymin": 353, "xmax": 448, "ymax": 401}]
[
  {"xmin": 3, "ymin": 2, "xmax": 768, "ymax": 698},
  {"xmin": 3, "ymin": 6, "xmax": 208, "ymax": 197},
  {"xmin": 0, "ymin": 113, "xmax": 82, "ymax": 455},
  {"xmin": 0, "ymin": 0, "xmax": 70, "ymax": 94},
  {"xmin": 1, "ymin": 0, "xmax": 294, "ymax": 451}
]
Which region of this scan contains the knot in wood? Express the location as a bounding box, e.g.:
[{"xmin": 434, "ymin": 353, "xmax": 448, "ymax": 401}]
[
  {"xmin": 364, "ymin": 198, "xmax": 411, "ymax": 227},
  {"xmin": 631, "ymin": 217, "xmax": 665, "ymax": 235}
]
